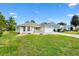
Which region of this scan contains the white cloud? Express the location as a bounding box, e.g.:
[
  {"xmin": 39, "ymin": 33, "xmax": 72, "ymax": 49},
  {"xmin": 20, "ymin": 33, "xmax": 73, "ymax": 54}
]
[
  {"xmin": 67, "ymin": 14, "xmax": 74, "ymax": 17},
  {"xmin": 67, "ymin": 13, "xmax": 79, "ymax": 17},
  {"xmin": 9, "ymin": 12, "xmax": 17, "ymax": 18},
  {"xmin": 68, "ymin": 3, "xmax": 78, "ymax": 7},
  {"xmin": 9, "ymin": 12, "xmax": 16, "ymax": 15}
]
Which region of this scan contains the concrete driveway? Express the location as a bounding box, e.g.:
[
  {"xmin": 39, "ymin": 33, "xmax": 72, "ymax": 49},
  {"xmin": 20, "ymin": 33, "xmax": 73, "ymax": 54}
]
[{"xmin": 51, "ymin": 32, "xmax": 79, "ymax": 38}]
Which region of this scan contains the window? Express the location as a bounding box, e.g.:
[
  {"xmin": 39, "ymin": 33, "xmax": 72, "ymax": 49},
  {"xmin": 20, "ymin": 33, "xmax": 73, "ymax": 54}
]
[
  {"xmin": 23, "ymin": 27, "xmax": 25, "ymax": 31},
  {"xmin": 27, "ymin": 27, "xmax": 30, "ymax": 31},
  {"xmin": 35, "ymin": 27, "xmax": 39, "ymax": 30}
]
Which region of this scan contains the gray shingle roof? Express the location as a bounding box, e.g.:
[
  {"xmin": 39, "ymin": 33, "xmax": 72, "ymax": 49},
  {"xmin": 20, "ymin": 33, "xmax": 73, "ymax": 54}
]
[
  {"xmin": 48, "ymin": 22, "xmax": 60, "ymax": 28},
  {"xmin": 19, "ymin": 22, "xmax": 40, "ymax": 27},
  {"xmin": 40, "ymin": 22, "xmax": 60, "ymax": 28}
]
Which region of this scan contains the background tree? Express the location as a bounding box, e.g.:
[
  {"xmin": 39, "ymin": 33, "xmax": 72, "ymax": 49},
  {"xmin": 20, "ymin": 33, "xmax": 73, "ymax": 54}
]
[
  {"xmin": 8, "ymin": 16, "xmax": 16, "ymax": 31},
  {"xmin": 71, "ymin": 15, "xmax": 79, "ymax": 31},
  {"xmin": 0, "ymin": 12, "xmax": 6, "ymax": 37},
  {"xmin": 26, "ymin": 20, "xmax": 35, "ymax": 23},
  {"xmin": 0, "ymin": 12, "xmax": 6, "ymax": 30},
  {"xmin": 42, "ymin": 22, "xmax": 48, "ymax": 24},
  {"xmin": 26, "ymin": 20, "xmax": 29, "ymax": 23},
  {"xmin": 57, "ymin": 22, "xmax": 66, "ymax": 25},
  {"xmin": 30, "ymin": 20, "xmax": 35, "ymax": 23}
]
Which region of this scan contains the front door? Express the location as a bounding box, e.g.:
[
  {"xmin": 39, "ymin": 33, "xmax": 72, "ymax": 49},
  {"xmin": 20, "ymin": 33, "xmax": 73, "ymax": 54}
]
[{"xmin": 27, "ymin": 27, "xmax": 30, "ymax": 31}]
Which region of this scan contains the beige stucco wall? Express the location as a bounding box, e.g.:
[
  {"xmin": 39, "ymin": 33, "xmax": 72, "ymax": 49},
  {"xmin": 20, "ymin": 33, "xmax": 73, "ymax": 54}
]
[{"xmin": 19, "ymin": 27, "xmax": 24, "ymax": 34}]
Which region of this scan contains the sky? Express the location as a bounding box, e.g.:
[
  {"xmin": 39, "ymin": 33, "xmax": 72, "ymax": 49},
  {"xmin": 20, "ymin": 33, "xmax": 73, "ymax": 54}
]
[{"xmin": 0, "ymin": 3, "xmax": 79, "ymax": 25}]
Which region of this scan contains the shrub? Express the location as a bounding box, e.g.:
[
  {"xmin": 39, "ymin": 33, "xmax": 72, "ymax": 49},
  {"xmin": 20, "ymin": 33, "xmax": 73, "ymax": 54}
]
[
  {"xmin": 0, "ymin": 30, "xmax": 3, "ymax": 37},
  {"xmin": 70, "ymin": 27, "xmax": 73, "ymax": 31},
  {"xmin": 57, "ymin": 29, "xmax": 61, "ymax": 32},
  {"xmin": 53, "ymin": 29, "xmax": 56, "ymax": 32}
]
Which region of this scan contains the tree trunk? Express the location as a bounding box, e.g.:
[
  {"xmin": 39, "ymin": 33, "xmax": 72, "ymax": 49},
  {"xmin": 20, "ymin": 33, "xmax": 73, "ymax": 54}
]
[{"xmin": 75, "ymin": 26, "xmax": 77, "ymax": 32}]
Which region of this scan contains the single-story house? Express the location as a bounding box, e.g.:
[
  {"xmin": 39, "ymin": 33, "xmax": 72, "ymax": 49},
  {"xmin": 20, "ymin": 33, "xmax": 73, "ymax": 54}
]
[{"xmin": 16, "ymin": 21, "xmax": 40, "ymax": 34}]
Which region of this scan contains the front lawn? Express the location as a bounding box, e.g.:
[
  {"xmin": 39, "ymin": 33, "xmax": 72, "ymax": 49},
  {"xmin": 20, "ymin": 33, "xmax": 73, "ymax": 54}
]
[{"xmin": 0, "ymin": 31, "xmax": 79, "ymax": 56}]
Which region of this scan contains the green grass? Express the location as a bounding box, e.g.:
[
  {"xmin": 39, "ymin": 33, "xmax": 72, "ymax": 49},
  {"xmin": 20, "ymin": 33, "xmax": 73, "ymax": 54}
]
[
  {"xmin": 64, "ymin": 31, "xmax": 79, "ymax": 35},
  {"xmin": 0, "ymin": 31, "xmax": 79, "ymax": 56}
]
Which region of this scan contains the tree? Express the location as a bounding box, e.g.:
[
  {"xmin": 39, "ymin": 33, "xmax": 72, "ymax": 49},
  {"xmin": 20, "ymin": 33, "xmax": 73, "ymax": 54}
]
[
  {"xmin": 57, "ymin": 22, "xmax": 66, "ymax": 25},
  {"xmin": 25, "ymin": 20, "xmax": 35, "ymax": 23},
  {"xmin": 0, "ymin": 12, "xmax": 6, "ymax": 37},
  {"xmin": 25, "ymin": 21, "xmax": 29, "ymax": 23},
  {"xmin": 42, "ymin": 22, "xmax": 48, "ymax": 24},
  {"xmin": 0, "ymin": 12, "xmax": 6, "ymax": 30},
  {"xmin": 30, "ymin": 20, "xmax": 35, "ymax": 23},
  {"xmin": 70, "ymin": 27, "xmax": 73, "ymax": 31},
  {"xmin": 8, "ymin": 16, "xmax": 16, "ymax": 31},
  {"xmin": 71, "ymin": 15, "xmax": 79, "ymax": 31}
]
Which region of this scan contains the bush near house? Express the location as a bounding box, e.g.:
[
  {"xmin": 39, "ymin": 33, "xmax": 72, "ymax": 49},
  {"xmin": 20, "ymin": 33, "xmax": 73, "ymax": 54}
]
[{"xmin": 0, "ymin": 30, "xmax": 3, "ymax": 37}]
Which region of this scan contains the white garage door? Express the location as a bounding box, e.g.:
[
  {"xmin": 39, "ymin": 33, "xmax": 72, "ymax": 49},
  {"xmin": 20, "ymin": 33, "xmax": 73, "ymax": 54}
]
[{"xmin": 44, "ymin": 28, "xmax": 54, "ymax": 33}]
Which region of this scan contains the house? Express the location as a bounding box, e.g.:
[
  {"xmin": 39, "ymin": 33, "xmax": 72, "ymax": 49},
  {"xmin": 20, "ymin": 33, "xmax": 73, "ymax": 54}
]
[
  {"xmin": 16, "ymin": 21, "xmax": 72, "ymax": 34},
  {"xmin": 16, "ymin": 21, "xmax": 40, "ymax": 34}
]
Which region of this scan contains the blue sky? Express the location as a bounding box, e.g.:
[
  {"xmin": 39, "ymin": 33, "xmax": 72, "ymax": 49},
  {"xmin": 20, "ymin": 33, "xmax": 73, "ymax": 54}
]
[{"xmin": 0, "ymin": 3, "xmax": 79, "ymax": 25}]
